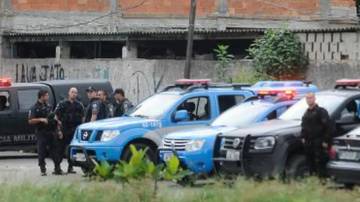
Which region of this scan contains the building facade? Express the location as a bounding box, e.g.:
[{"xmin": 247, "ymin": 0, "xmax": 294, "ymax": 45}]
[{"xmin": 0, "ymin": 0, "xmax": 359, "ymax": 101}]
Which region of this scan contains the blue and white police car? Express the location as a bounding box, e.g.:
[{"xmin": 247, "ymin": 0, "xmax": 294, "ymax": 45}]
[
  {"xmin": 158, "ymin": 81, "xmax": 318, "ymax": 175},
  {"xmin": 69, "ymin": 79, "xmax": 255, "ymax": 172}
]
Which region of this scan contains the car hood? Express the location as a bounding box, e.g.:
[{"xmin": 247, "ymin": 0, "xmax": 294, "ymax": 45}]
[
  {"xmin": 78, "ymin": 116, "xmax": 160, "ymax": 131},
  {"xmin": 223, "ymin": 119, "xmax": 302, "ymax": 137},
  {"xmin": 165, "ymin": 125, "xmax": 238, "ymax": 139}
]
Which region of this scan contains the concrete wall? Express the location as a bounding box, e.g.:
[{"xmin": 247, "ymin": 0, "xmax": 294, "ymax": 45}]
[{"xmin": 0, "ymin": 58, "xmax": 253, "ymax": 103}]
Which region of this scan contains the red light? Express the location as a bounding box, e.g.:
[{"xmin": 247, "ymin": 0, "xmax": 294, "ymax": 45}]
[
  {"xmin": 328, "ymin": 146, "xmax": 337, "ymax": 160},
  {"xmin": 0, "ymin": 78, "xmax": 11, "ymax": 87},
  {"xmin": 336, "ymin": 79, "xmax": 360, "ymax": 86},
  {"xmin": 175, "ymin": 79, "xmax": 211, "ymax": 86},
  {"xmin": 257, "ymin": 89, "xmax": 296, "ymax": 99}
]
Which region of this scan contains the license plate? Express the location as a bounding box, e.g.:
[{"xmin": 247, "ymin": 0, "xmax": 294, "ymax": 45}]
[
  {"xmin": 73, "ymin": 153, "xmax": 87, "ymax": 162},
  {"xmin": 163, "ymin": 152, "xmax": 174, "ymax": 162},
  {"xmin": 339, "ymin": 151, "xmax": 359, "ymax": 160},
  {"xmin": 226, "ymin": 150, "xmax": 240, "ymax": 161}
]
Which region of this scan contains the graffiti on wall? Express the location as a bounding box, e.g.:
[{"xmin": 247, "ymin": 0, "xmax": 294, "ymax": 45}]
[{"xmin": 15, "ymin": 63, "xmax": 65, "ymax": 82}]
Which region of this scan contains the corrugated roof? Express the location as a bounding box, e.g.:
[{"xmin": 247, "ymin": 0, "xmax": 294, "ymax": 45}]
[{"xmin": 4, "ymin": 25, "xmax": 360, "ymax": 37}]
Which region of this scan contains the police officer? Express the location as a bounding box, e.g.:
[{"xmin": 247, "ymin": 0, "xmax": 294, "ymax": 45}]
[
  {"xmin": 85, "ymin": 86, "xmax": 106, "ymax": 122},
  {"xmin": 113, "ymin": 88, "xmax": 133, "ymax": 117},
  {"xmin": 28, "ymin": 90, "xmax": 63, "ymax": 176},
  {"xmin": 301, "ymin": 93, "xmax": 333, "ymax": 178},
  {"xmin": 98, "ymin": 89, "xmax": 113, "ymax": 118},
  {"xmin": 55, "ymin": 87, "xmax": 84, "ymax": 174}
]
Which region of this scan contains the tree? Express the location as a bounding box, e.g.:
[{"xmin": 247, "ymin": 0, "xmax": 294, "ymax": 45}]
[{"xmin": 247, "ymin": 28, "xmax": 308, "ymax": 79}]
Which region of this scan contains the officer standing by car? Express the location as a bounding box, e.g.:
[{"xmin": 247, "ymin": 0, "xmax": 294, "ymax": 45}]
[
  {"xmin": 85, "ymin": 86, "xmax": 103, "ymax": 122},
  {"xmin": 28, "ymin": 89, "xmax": 63, "ymax": 176},
  {"xmin": 113, "ymin": 88, "xmax": 133, "ymax": 117},
  {"xmin": 98, "ymin": 89, "xmax": 113, "ymax": 118},
  {"xmin": 301, "ymin": 92, "xmax": 333, "ymax": 178},
  {"xmin": 55, "ymin": 87, "xmax": 84, "ymax": 174}
]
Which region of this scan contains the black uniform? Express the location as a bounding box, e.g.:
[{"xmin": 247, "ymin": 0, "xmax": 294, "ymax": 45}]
[
  {"xmin": 55, "ymin": 99, "xmax": 84, "ymax": 170},
  {"xmin": 28, "ymin": 101, "xmax": 62, "ymax": 173},
  {"xmin": 85, "ymin": 98, "xmax": 107, "ymax": 122},
  {"xmin": 301, "ymin": 104, "xmax": 333, "ymax": 178},
  {"xmin": 113, "ymin": 98, "xmax": 133, "ymax": 117}
]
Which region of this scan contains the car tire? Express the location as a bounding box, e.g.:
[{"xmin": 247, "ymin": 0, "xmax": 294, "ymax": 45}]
[
  {"xmin": 285, "ymin": 154, "xmax": 310, "ymax": 179},
  {"xmin": 121, "ymin": 143, "xmax": 157, "ymax": 163}
]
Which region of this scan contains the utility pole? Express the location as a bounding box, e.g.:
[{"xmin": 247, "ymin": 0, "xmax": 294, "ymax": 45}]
[{"xmin": 184, "ymin": 0, "xmax": 197, "ymax": 79}]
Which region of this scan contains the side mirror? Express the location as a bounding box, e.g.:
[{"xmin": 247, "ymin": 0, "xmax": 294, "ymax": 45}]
[{"xmin": 174, "ymin": 110, "xmax": 190, "ymax": 122}]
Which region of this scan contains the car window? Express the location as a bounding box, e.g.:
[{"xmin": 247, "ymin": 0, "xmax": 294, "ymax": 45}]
[
  {"xmin": 176, "ymin": 96, "xmax": 210, "ymax": 122},
  {"xmin": 18, "ymin": 89, "xmax": 39, "ymax": 111},
  {"xmin": 337, "ymin": 99, "xmax": 360, "ymax": 123},
  {"xmin": 218, "ymin": 95, "xmax": 244, "ymax": 113},
  {"xmin": 212, "ymin": 101, "xmax": 272, "ymax": 127},
  {"xmin": 280, "ymin": 94, "xmax": 346, "ymax": 121},
  {"xmin": 130, "ymin": 94, "xmax": 180, "ymax": 119},
  {"xmin": 0, "ymin": 91, "xmax": 10, "ymax": 112}
]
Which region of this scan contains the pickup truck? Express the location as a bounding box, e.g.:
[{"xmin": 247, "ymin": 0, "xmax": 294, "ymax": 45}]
[{"xmin": 0, "ymin": 78, "xmax": 112, "ymax": 151}]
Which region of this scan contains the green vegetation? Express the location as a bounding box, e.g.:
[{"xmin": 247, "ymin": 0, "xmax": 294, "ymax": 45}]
[
  {"xmin": 1, "ymin": 178, "xmax": 359, "ymax": 202},
  {"xmin": 248, "ymin": 28, "xmax": 308, "ymax": 79},
  {"xmin": 92, "ymin": 145, "xmax": 192, "ymax": 184},
  {"xmin": 214, "ymin": 44, "xmax": 234, "ymax": 82}
]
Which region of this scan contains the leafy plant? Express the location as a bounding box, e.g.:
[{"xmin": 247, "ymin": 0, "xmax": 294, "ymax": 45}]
[
  {"xmin": 161, "ymin": 154, "xmax": 192, "ymax": 181},
  {"xmin": 214, "ymin": 44, "xmax": 234, "ymax": 82},
  {"xmin": 113, "ymin": 145, "xmax": 156, "ymax": 182},
  {"xmin": 93, "ymin": 160, "xmax": 114, "ymax": 180},
  {"xmin": 247, "ymin": 28, "xmax": 308, "ymax": 79}
]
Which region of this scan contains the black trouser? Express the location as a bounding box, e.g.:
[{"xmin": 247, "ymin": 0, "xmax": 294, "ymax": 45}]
[
  {"xmin": 36, "ymin": 131, "xmax": 62, "ymax": 170},
  {"xmin": 61, "ymin": 128, "xmax": 76, "ymax": 169},
  {"xmin": 304, "ymin": 141, "xmax": 329, "ymax": 178}
]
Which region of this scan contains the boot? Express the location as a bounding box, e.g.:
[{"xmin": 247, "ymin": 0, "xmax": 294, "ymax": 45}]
[
  {"xmin": 40, "ymin": 166, "xmax": 47, "ymax": 176},
  {"xmin": 67, "ymin": 165, "xmax": 76, "ymax": 174}
]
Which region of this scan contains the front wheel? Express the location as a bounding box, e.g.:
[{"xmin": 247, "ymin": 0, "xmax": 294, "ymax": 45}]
[
  {"xmin": 121, "ymin": 143, "xmax": 157, "ymax": 163},
  {"xmin": 285, "ymin": 154, "xmax": 310, "ymax": 179}
]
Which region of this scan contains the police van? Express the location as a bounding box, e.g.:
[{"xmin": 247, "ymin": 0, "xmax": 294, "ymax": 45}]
[{"xmin": 0, "ymin": 78, "xmax": 112, "ymax": 151}]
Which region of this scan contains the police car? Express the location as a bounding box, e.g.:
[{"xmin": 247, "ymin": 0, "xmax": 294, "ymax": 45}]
[
  {"xmin": 158, "ymin": 81, "xmax": 318, "ymax": 175},
  {"xmin": 69, "ymin": 79, "xmax": 256, "ymax": 172},
  {"xmin": 0, "ymin": 78, "xmax": 112, "ymax": 151},
  {"xmin": 326, "ymin": 80, "xmax": 360, "ymax": 187},
  {"xmin": 214, "ymin": 79, "xmax": 360, "ymax": 178}
]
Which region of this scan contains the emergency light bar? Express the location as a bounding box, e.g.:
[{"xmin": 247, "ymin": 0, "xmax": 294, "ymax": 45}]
[
  {"xmin": 175, "ymin": 79, "xmax": 211, "ymax": 86},
  {"xmin": 0, "ymin": 78, "xmax": 11, "ymax": 87},
  {"xmin": 257, "ymin": 89, "xmax": 296, "ymax": 100},
  {"xmin": 335, "ymin": 79, "xmax": 360, "ymax": 88}
]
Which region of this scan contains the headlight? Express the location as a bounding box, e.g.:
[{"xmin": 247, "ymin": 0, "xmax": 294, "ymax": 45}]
[
  {"xmin": 254, "ymin": 136, "xmax": 276, "ymax": 150},
  {"xmin": 100, "ymin": 130, "xmax": 120, "ymax": 142},
  {"xmin": 185, "ymin": 139, "xmax": 205, "ymax": 152}
]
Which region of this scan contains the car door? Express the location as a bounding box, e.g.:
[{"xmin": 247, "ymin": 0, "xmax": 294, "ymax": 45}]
[
  {"xmin": 13, "ymin": 87, "xmax": 54, "ymax": 147},
  {"xmin": 334, "ymin": 97, "xmax": 360, "ymax": 136},
  {"xmin": 0, "ymin": 88, "xmax": 17, "ymax": 147}
]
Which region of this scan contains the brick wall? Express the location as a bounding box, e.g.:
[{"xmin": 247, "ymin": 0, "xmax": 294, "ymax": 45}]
[
  {"xmin": 228, "ymin": 0, "xmax": 320, "ymax": 18},
  {"xmin": 331, "ymin": 0, "xmax": 355, "ymax": 7},
  {"xmin": 118, "ymin": 0, "xmax": 217, "ymax": 17},
  {"xmin": 11, "ymin": 0, "xmax": 111, "ymax": 12}
]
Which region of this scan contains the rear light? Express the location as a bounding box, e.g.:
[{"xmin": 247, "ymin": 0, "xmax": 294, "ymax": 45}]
[
  {"xmin": 0, "ymin": 78, "xmax": 11, "ymax": 87},
  {"xmin": 328, "ymin": 146, "xmax": 337, "ymax": 160},
  {"xmin": 175, "ymin": 79, "xmax": 211, "ymax": 86}
]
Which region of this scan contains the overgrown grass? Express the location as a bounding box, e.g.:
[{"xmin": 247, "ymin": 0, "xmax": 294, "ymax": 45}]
[{"xmin": 0, "ymin": 178, "xmax": 359, "ymax": 202}]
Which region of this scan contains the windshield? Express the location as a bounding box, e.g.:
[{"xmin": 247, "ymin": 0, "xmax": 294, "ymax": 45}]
[
  {"xmin": 279, "ymin": 94, "xmax": 346, "ymax": 121},
  {"xmin": 130, "ymin": 94, "xmax": 180, "ymax": 119},
  {"xmin": 212, "ymin": 102, "xmax": 273, "ymax": 128}
]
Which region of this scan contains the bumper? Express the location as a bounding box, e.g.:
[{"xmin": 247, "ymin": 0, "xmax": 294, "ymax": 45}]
[
  {"xmin": 214, "ymin": 153, "xmax": 282, "ymax": 177},
  {"xmin": 327, "ymin": 161, "xmax": 360, "ymax": 184},
  {"xmin": 69, "ymin": 144, "xmax": 123, "ymax": 167},
  {"xmin": 159, "ymin": 149, "xmax": 213, "ymax": 175}
]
